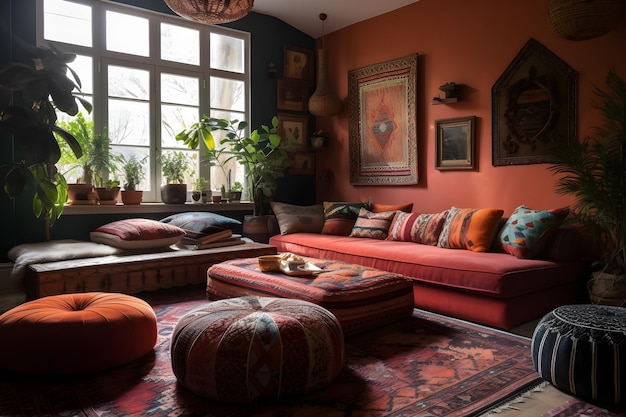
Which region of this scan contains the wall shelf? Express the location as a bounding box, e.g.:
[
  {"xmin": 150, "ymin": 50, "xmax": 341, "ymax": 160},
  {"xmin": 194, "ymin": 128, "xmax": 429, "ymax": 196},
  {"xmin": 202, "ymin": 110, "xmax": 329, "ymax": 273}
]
[{"xmin": 432, "ymin": 97, "xmax": 459, "ymax": 105}]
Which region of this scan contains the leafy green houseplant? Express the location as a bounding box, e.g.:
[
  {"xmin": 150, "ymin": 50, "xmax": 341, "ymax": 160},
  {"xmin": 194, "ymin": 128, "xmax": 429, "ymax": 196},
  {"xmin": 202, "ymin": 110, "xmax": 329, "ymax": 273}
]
[
  {"xmin": 175, "ymin": 116, "xmax": 294, "ymax": 215},
  {"xmin": 120, "ymin": 155, "xmax": 146, "ymax": 205},
  {"xmin": 159, "ymin": 151, "xmax": 192, "ymax": 204},
  {"xmin": 0, "ymin": 41, "xmax": 91, "ymax": 238},
  {"xmin": 548, "ymin": 69, "xmax": 626, "ymax": 304}
]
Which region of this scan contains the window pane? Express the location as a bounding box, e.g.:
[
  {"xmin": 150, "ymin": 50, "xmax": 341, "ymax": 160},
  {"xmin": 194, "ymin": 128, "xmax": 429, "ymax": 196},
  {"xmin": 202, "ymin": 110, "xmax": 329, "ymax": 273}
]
[
  {"xmin": 108, "ymin": 66, "xmax": 150, "ymax": 100},
  {"xmin": 210, "ymin": 77, "xmax": 245, "ymax": 112},
  {"xmin": 108, "ymin": 99, "xmax": 150, "ymax": 146},
  {"xmin": 44, "ymin": 0, "xmax": 92, "ymax": 47},
  {"xmin": 106, "ymin": 11, "xmax": 149, "ymax": 57},
  {"xmin": 161, "ymin": 23, "xmax": 199, "ymax": 66},
  {"xmin": 208, "ymin": 110, "xmax": 245, "ymax": 193},
  {"xmin": 111, "ymin": 146, "xmax": 151, "ymax": 192},
  {"xmin": 161, "ymin": 104, "xmax": 198, "ymax": 148},
  {"xmin": 162, "ymin": 74, "xmax": 199, "ymax": 105},
  {"xmin": 210, "ymin": 33, "xmax": 244, "ymax": 73},
  {"xmin": 69, "ymin": 55, "xmax": 93, "ymax": 95}
]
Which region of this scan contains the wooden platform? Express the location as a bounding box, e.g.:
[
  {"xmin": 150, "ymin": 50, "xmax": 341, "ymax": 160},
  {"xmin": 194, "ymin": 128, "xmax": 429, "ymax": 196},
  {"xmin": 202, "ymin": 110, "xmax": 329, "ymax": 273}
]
[{"xmin": 24, "ymin": 242, "xmax": 276, "ymax": 300}]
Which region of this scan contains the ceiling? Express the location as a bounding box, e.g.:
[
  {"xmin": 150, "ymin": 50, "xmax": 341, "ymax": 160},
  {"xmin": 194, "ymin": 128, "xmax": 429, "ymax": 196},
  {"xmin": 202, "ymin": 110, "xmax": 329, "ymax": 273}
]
[{"xmin": 251, "ymin": 0, "xmax": 420, "ymax": 39}]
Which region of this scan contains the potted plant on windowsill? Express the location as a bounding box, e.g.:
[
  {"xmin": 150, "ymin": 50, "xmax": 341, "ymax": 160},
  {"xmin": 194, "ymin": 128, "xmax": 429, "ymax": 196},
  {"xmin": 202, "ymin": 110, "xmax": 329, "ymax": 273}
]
[
  {"xmin": 159, "ymin": 151, "xmax": 192, "ymax": 204},
  {"xmin": 175, "ymin": 116, "xmax": 294, "ymax": 242},
  {"xmin": 548, "ymin": 68, "xmax": 626, "ymax": 305},
  {"xmin": 120, "ymin": 155, "xmax": 146, "ymax": 205},
  {"xmin": 0, "ymin": 41, "xmax": 91, "ymax": 239},
  {"xmin": 229, "ymin": 181, "xmax": 243, "ymax": 203}
]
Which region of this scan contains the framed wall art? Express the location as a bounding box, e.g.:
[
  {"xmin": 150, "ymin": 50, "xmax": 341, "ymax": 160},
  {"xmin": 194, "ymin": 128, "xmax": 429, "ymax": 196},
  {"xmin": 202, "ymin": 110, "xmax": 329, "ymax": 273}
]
[
  {"xmin": 277, "ymin": 79, "xmax": 308, "ymax": 112},
  {"xmin": 348, "ymin": 53, "xmax": 419, "ymax": 185},
  {"xmin": 435, "ymin": 116, "xmax": 476, "ymax": 170},
  {"xmin": 492, "ymin": 38, "xmax": 577, "ymax": 166},
  {"xmin": 283, "ymin": 45, "xmax": 314, "ymax": 81},
  {"xmin": 289, "ymin": 151, "xmax": 315, "ymax": 175},
  {"xmin": 278, "ymin": 113, "xmax": 308, "ymax": 149}
]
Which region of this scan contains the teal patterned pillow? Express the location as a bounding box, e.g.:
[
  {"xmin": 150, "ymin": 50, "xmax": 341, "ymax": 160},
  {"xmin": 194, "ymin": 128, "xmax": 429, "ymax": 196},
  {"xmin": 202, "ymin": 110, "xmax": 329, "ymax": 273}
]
[
  {"xmin": 350, "ymin": 208, "xmax": 396, "ymax": 240},
  {"xmin": 499, "ymin": 205, "xmax": 569, "ymax": 258}
]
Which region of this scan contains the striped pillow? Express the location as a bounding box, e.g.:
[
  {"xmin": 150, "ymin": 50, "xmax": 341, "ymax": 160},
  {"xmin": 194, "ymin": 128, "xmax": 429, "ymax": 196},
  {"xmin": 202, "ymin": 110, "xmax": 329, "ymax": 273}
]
[
  {"xmin": 387, "ymin": 211, "xmax": 449, "ymax": 245},
  {"xmin": 349, "ymin": 208, "xmax": 396, "ymax": 240}
]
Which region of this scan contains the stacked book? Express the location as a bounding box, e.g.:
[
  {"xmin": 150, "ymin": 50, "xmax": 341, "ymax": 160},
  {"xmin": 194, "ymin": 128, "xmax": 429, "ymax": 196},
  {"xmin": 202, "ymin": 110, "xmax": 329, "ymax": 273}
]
[{"xmin": 177, "ymin": 229, "xmax": 245, "ymax": 250}]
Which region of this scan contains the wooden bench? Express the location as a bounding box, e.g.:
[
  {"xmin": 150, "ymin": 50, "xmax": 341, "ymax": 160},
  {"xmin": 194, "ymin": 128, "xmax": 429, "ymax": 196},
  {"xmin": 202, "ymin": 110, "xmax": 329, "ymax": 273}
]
[{"xmin": 25, "ymin": 242, "xmax": 276, "ymax": 300}]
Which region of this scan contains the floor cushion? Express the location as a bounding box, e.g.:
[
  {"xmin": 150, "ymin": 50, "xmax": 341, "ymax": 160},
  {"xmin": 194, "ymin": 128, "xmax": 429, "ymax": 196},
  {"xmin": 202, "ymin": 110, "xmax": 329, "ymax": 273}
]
[
  {"xmin": 170, "ymin": 296, "xmax": 344, "ymax": 403},
  {"xmin": 532, "ymin": 304, "xmax": 626, "ymax": 406},
  {"xmin": 0, "ymin": 292, "xmax": 157, "ymax": 374},
  {"xmin": 206, "ymin": 256, "xmax": 414, "ymax": 336}
]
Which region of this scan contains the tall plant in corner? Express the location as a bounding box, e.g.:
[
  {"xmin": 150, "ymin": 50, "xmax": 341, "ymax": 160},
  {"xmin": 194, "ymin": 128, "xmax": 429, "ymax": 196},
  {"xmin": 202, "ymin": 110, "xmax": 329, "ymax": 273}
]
[
  {"xmin": 0, "ymin": 39, "xmax": 91, "ymax": 239},
  {"xmin": 176, "ymin": 116, "xmax": 294, "ymax": 216},
  {"xmin": 548, "ymin": 69, "xmax": 626, "ymax": 280}
]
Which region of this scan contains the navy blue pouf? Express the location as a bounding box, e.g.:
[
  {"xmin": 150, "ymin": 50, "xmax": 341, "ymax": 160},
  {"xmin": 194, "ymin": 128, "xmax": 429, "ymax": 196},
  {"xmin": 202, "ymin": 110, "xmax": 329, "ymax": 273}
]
[{"xmin": 531, "ymin": 304, "xmax": 626, "ymax": 406}]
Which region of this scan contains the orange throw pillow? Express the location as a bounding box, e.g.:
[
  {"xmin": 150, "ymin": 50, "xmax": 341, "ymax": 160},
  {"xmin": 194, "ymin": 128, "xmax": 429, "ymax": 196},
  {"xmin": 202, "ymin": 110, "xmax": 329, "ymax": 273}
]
[{"xmin": 437, "ymin": 207, "xmax": 504, "ymax": 252}]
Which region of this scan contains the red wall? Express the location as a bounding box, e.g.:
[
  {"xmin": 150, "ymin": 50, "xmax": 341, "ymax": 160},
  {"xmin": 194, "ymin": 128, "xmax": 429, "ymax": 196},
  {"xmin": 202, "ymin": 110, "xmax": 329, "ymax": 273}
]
[{"xmin": 314, "ymin": 0, "xmax": 626, "ymax": 215}]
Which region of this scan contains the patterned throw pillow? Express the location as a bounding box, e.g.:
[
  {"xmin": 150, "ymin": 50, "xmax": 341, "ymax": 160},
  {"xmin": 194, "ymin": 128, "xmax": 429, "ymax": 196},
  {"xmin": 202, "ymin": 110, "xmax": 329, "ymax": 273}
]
[
  {"xmin": 90, "ymin": 218, "xmax": 185, "ymax": 249},
  {"xmin": 321, "ymin": 201, "xmax": 369, "ymax": 236},
  {"xmin": 387, "ymin": 211, "xmax": 449, "ymax": 245},
  {"xmin": 350, "ymin": 208, "xmax": 397, "ymax": 240},
  {"xmin": 160, "ymin": 212, "xmax": 241, "ymax": 234},
  {"xmin": 499, "ymin": 205, "xmax": 570, "ymax": 259},
  {"xmin": 371, "ymin": 202, "xmax": 414, "ymax": 213},
  {"xmin": 270, "ymin": 201, "xmax": 324, "ymax": 235},
  {"xmin": 437, "ymin": 207, "xmax": 504, "ymax": 252}
]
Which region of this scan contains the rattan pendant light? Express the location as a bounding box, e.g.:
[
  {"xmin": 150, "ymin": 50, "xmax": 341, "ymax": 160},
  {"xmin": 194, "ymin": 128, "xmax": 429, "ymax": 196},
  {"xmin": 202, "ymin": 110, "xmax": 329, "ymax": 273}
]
[
  {"xmin": 308, "ymin": 13, "xmax": 342, "ymax": 117},
  {"xmin": 164, "ymin": 0, "xmax": 254, "ymax": 24},
  {"xmin": 546, "ymin": 0, "xmax": 626, "ymax": 41}
]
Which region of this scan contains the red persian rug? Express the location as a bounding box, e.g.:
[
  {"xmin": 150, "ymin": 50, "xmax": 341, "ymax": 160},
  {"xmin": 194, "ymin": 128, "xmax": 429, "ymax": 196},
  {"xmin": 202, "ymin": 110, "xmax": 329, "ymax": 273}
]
[{"xmin": 0, "ymin": 286, "xmax": 545, "ymax": 416}]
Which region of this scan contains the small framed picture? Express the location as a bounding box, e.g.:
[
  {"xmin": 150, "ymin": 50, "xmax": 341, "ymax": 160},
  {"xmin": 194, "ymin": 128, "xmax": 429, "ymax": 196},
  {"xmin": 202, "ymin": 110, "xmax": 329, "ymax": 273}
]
[
  {"xmin": 289, "ymin": 152, "xmax": 315, "ymax": 175},
  {"xmin": 277, "ymin": 79, "xmax": 309, "ymax": 112},
  {"xmin": 283, "ymin": 45, "xmax": 314, "ymax": 81},
  {"xmin": 435, "ymin": 116, "xmax": 476, "ymax": 170},
  {"xmin": 278, "ymin": 113, "xmax": 308, "ymax": 149}
]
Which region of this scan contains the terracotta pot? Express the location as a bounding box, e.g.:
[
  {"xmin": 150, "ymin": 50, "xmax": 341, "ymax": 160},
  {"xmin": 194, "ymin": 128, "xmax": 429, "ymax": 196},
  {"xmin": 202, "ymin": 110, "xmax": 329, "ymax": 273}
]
[
  {"xmin": 121, "ymin": 190, "xmax": 143, "ymax": 205},
  {"xmin": 67, "ymin": 183, "xmax": 96, "ymax": 204},
  {"xmin": 161, "ymin": 184, "xmax": 187, "ymax": 204},
  {"xmin": 95, "ymin": 187, "xmax": 121, "ymax": 204}
]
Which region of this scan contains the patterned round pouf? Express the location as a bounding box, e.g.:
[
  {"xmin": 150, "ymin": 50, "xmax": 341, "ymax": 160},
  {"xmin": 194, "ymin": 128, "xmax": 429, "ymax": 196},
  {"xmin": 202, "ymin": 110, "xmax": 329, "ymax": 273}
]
[
  {"xmin": 170, "ymin": 296, "xmax": 344, "ymax": 403},
  {"xmin": 0, "ymin": 292, "xmax": 157, "ymax": 375},
  {"xmin": 531, "ymin": 304, "xmax": 626, "ymax": 405}
]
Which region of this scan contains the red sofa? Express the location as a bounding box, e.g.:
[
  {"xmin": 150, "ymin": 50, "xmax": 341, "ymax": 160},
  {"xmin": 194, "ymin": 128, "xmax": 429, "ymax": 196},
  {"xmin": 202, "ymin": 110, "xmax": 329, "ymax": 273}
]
[{"xmin": 268, "ymin": 230, "xmax": 588, "ymax": 330}]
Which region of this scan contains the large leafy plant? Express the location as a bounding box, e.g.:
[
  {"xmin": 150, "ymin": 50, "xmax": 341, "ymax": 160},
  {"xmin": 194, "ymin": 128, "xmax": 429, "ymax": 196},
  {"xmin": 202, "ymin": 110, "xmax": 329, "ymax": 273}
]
[
  {"xmin": 0, "ymin": 41, "xmax": 91, "ymax": 239},
  {"xmin": 176, "ymin": 116, "xmax": 294, "ymax": 216},
  {"xmin": 549, "ymin": 69, "xmax": 626, "ymax": 275}
]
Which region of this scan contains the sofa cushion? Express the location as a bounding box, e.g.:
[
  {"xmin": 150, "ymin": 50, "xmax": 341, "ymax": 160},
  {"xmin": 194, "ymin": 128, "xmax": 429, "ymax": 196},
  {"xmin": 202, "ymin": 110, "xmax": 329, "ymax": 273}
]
[
  {"xmin": 371, "ymin": 202, "xmax": 413, "ymax": 213},
  {"xmin": 437, "ymin": 207, "xmax": 504, "ymax": 252},
  {"xmin": 499, "ymin": 205, "xmax": 569, "ymax": 259},
  {"xmin": 270, "ymin": 202, "xmax": 325, "ymax": 235},
  {"xmin": 321, "ymin": 201, "xmax": 368, "ymax": 236},
  {"xmin": 160, "ymin": 212, "xmax": 241, "ymax": 234},
  {"xmin": 350, "ymin": 208, "xmax": 396, "ymax": 240},
  {"xmin": 90, "ymin": 218, "xmax": 185, "ymax": 249},
  {"xmin": 387, "ymin": 211, "xmax": 449, "ymax": 245}
]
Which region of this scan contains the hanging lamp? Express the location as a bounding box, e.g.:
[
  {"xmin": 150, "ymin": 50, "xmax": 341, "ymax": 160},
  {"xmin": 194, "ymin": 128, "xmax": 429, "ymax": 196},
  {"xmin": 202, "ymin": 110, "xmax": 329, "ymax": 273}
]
[
  {"xmin": 164, "ymin": 0, "xmax": 254, "ymax": 24},
  {"xmin": 308, "ymin": 13, "xmax": 342, "ymax": 117},
  {"xmin": 546, "ymin": 0, "xmax": 626, "ymax": 41}
]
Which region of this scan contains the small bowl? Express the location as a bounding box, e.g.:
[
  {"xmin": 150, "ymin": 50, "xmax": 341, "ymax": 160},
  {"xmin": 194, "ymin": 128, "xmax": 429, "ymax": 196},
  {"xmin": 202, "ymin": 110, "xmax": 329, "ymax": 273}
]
[{"xmin": 258, "ymin": 255, "xmax": 281, "ymax": 272}]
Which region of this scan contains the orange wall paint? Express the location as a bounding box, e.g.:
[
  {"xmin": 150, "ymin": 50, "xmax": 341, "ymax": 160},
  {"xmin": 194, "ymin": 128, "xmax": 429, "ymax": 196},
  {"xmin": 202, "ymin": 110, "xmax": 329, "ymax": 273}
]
[{"xmin": 313, "ymin": 0, "xmax": 626, "ymax": 215}]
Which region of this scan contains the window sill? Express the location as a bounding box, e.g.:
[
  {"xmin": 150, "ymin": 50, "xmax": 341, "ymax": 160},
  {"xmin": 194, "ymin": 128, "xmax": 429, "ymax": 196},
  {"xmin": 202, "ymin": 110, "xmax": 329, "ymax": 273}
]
[{"xmin": 61, "ymin": 202, "xmax": 253, "ymax": 216}]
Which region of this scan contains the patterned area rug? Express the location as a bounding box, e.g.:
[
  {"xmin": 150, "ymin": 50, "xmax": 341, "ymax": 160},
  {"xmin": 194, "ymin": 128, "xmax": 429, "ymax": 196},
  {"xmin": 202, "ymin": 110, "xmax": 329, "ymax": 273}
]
[{"xmin": 0, "ymin": 286, "xmax": 554, "ymax": 416}]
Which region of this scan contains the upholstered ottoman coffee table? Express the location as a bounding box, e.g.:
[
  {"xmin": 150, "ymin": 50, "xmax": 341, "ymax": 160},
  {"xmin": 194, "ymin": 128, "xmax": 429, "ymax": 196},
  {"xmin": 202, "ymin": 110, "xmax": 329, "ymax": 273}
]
[
  {"xmin": 171, "ymin": 296, "xmax": 344, "ymax": 403},
  {"xmin": 206, "ymin": 256, "xmax": 414, "ymax": 336},
  {"xmin": 532, "ymin": 304, "xmax": 626, "ymax": 406}
]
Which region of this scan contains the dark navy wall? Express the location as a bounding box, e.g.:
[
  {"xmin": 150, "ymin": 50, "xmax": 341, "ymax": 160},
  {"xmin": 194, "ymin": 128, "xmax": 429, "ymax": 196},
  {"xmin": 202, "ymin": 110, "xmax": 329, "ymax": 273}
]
[{"xmin": 0, "ymin": 0, "xmax": 315, "ymax": 260}]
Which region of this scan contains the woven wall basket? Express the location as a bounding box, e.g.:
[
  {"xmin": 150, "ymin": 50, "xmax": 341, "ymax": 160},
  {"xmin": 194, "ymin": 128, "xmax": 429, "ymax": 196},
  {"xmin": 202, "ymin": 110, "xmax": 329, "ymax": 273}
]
[{"xmin": 546, "ymin": 0, "xmax": 626, "ymax": 41}]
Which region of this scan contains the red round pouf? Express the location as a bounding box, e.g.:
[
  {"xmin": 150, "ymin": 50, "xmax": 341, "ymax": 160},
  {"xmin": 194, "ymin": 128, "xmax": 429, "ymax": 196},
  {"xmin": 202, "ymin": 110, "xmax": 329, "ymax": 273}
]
[
  {"xmin": 0, "ymin": 292, "xmax": 157, "ymax": 375},
  {"xmin": 171, "ymin": 296, "xmax": 345, "ymax": 403}
]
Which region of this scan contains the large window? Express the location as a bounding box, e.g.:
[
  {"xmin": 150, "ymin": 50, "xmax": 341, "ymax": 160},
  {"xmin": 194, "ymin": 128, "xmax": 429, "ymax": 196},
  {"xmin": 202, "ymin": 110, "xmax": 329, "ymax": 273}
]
[{"xmin": 38, "ymin": 0, "xmax": 250, "ymax": 202}]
